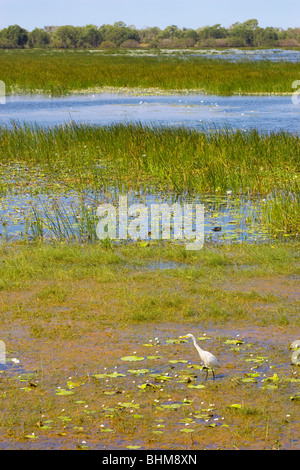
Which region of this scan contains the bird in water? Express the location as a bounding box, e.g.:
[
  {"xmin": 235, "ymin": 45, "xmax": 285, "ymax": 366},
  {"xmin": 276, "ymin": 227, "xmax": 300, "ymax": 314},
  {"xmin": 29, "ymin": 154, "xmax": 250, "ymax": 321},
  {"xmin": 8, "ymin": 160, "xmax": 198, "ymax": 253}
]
[{"xmin": 179, "ymin": 333, "xmax": 220, "ymax": 380}]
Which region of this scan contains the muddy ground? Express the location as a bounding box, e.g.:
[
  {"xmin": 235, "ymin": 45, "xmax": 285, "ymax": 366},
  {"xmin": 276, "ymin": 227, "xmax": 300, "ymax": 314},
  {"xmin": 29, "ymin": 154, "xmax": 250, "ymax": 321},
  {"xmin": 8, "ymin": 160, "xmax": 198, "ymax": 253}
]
[{"xmin": 0, "ymin": 273, "xmax": 299, "ymax": 450}]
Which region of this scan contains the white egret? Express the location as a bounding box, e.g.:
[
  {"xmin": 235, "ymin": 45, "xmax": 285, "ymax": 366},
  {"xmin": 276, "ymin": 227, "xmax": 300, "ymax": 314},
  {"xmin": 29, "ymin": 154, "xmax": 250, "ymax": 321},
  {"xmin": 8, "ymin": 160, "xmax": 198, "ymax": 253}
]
[
  {"xmin": 179, "ymin": 334, "xmax": 220, "ymax": 380},
  {"xmin": 289, "ymin": 340, "xmax": 300, "ymax": 350}
]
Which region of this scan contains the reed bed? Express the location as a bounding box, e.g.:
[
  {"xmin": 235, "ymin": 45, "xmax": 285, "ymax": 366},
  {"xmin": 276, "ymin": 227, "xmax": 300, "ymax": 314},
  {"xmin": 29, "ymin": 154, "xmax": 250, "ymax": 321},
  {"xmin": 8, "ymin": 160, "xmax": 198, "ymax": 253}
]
[
  {"xmin": 0, "ymin": 123, "xmax": 298, "ymax": 193},
  {"xmin": 1, "ymin": 49, "xmax": 300, "ymax": 96},
  {"xmin": 0, "ymin": 123, "xmax": 299, "ymax": 240}
]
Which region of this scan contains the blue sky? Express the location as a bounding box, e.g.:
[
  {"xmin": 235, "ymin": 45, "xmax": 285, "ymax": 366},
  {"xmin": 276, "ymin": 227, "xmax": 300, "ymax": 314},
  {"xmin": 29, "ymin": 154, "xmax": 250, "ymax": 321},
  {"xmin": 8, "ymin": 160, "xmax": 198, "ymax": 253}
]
[{"xmin": 0, "ymin": 0, "xmax": 299, "ymax": 30}]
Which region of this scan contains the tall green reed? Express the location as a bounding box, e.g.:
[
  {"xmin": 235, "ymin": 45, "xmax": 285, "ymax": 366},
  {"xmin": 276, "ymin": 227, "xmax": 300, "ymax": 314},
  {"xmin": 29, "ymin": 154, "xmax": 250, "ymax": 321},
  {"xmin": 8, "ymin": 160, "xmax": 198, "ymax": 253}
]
[
  {"xmin": 1, "ymin": 123, "xmax": 299, "ymax": 239},
  {"xmin": 1, "ymin": 50, "xmax": 300, "ymax": 95}
]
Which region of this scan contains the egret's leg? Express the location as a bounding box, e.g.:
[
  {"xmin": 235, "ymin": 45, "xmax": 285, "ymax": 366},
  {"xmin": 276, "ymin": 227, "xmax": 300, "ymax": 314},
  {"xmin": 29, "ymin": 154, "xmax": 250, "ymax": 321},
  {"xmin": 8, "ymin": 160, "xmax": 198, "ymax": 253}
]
[
  {"xmin": 205, "ymin": 368, "xmax": 208, "ymax": 380},
  {"xmin": 212, "ymin": 369, "xmax": 215, "ymax": 380}
]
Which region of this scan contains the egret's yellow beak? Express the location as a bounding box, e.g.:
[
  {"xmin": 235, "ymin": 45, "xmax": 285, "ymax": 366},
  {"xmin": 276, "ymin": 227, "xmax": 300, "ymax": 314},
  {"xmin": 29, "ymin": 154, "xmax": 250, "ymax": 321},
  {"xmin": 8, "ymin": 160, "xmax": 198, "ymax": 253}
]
[{"xmin": 179, "ymin": 335, "xmax": 188, "ymax": 339}]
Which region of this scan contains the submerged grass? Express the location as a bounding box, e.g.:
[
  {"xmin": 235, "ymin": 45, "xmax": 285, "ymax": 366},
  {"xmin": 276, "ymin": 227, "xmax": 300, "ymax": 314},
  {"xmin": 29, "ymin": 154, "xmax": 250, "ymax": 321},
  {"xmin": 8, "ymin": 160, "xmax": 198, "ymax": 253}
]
[
  {"xmin": 0, "ymin": 123, "xmax": 299, "ymax": 239},
  {"xmin": 1, "ymin": 49, "xmax": 300, "ymax": 96}
]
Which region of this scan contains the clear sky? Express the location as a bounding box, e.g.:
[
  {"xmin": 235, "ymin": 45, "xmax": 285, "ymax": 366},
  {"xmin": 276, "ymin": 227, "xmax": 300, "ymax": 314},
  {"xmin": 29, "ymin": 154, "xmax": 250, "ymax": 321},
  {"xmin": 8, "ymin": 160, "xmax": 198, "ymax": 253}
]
[{"xmin": 0, "ymin": 0, "xmax": 299, "ymax": 31}]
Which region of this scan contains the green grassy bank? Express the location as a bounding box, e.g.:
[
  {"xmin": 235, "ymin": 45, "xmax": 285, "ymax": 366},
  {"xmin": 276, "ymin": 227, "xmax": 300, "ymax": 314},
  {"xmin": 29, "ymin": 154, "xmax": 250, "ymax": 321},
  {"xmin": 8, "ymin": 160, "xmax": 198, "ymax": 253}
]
[{"xmin": 1, "ymin": 49, "xmax": 300, "ymax": 95}]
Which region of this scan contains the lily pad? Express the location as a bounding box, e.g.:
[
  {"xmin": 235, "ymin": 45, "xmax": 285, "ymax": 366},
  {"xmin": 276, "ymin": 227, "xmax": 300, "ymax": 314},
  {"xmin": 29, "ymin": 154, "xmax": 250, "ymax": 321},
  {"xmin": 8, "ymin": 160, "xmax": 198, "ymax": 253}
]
[
  {"xmin": 94, "ymin": 372, "xmax": 126, "ymax": 379},
  {"xmin": 55, "ymin": 389, "xmax": 74, "ymax": 396},
  {"xmin": 245, "ymin": 356, "xmax": 268, "ymax": 363},
  {"xmin": 128, "ymin": 369, "xmax": 149, "ymax": 375},
  {"xmin": 121, "ymin": 356, "xmax": 144, "ymax": 362},
  {"xmin": 159, "ymin": 403, "xmax": 181, "ymax": 410},
  {"xmin": 188, "ymin": 384, "xmax": 205, "ymax": 389},
  {"xmin": 263, "ymin": 373, "xmax": 279, "ymax": 383},
  {"xmin": 139, "ymin": 383, "xmax": 159, "ymax": 390},
  {"xmin": 290, "ymin": 393, "xmax": 300, "ymax": 401},
  {"xmin": 150, "ymin": 373, "xmax": 171, "ymax": 382},
  {"xmin": 229, "ymin": 403, "xmax": 242, "ymax": 409},
  {"xmin": 100, "ymin": 428, "xmax": 114, "ymax": 433},
  {"xmin": 224, "ymin": 339, "xmax": 245, "ymax": 345},
  {"xmin": 118, "ymin": 402, "xmax": 140, "ymax": 409}
]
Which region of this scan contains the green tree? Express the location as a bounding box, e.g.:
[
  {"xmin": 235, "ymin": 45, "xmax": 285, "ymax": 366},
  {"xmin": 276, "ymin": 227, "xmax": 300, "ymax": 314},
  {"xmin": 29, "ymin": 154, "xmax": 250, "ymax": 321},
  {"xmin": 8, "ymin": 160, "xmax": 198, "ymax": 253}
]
[
  {"xmin": 54, "ymin": 25, "xmax": 81, "ymax": 48},
  {"xmin": 229, "ymin": 19, "xmax": 259, "ymax": 46},
  {"xmin": 28, "ymin": 28, "xmax": 50, "ymax": 48},
  {"xmin": 159, "ymin": 25, "xmax": 182, "ymax": 39},
  {"xmin": 197, "ymin": 24, "xmax": 227, "ymax": 40},
  {"xmin": 139, "ymin": 26, "xmax": 161, "ymax": 44},
  {"xmin": 78, "ymin": 25, "xmax": 102, "ymax": 48},
  {"xmin": 0, "ymin": 24, "xmax": 28, "ymax": 48},
  {"xmin": 100, "ymin": 22, "xmax": 140, "ymax": 47}
]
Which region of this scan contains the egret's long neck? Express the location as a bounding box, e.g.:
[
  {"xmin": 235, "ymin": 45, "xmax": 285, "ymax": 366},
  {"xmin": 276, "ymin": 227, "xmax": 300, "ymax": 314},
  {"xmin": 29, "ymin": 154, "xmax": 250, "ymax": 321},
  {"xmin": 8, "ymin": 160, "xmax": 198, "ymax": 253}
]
[{"xmin": 191, "ymin": 335, "xmax": 203, "ymax": 352}]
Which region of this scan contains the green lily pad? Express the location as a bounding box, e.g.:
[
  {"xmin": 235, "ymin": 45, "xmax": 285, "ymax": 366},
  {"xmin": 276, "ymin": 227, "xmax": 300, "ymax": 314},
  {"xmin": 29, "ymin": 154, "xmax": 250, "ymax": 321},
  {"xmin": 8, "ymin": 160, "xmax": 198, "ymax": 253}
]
[
  {"xmin": 55, "ymin": 389, "xmax": 74, "ymax": 396},
  {"xmin": 128, "ymin": 369, "xmax": 149, "ymax": 375},
  {"xmin": 121, "ymin": 356, "xmax": 144, "ymax": 362},
  {"xmin": 224, "ymin": 339, "xmax": 245, "ymax": 345},
  {"xmin": 229, "ymin": 403, "xmax": 242, "ymax": 409},
  {"xmin": 58, "ymin": 415, "xmax": 72, "ymax": 422},
  {"xmin": 245, "ymin": 356, "xmax": 268, "ymax": 363},
  {"xmin": 139, "ymin": 383, "xmax": 159, "ymax": 390},
  {"xmin": 94, "ymin": 372, "xmax": 126, "ymax": 379},
  {"xmin": 118, "ymin": 402, "xmax": 140, "ymax": 409},
  {"xmin": 150, "ymin": 373, "xmax": 171, "ymax": 382},
  {"xmin": 263, "ymin": 373, "xmax": 279, "ymax": 383},
  {"xmin": 159, "ymin": 403, "xmax": 181, "ymax": 410},
  {"xmin": 67, "ymin": 380, "xmax": 85, "ymax": 388},
  {"xmin": 290, "ymin": 393, "xmax": 300, "ymax": 401}
]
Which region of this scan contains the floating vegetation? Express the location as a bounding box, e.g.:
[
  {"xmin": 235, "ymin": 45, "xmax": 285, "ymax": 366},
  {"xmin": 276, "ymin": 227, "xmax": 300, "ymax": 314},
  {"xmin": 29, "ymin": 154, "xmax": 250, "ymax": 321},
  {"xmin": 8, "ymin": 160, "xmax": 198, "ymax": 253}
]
[{"xmin": 120, "ymin": 356, "xmax": 145, "ymax": 362}]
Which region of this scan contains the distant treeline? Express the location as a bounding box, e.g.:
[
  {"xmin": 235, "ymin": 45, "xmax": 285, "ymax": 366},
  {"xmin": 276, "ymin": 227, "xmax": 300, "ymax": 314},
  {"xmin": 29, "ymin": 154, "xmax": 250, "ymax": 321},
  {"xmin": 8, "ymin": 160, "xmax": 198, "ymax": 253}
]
[{"xmin": 1, "ymin": 19, "xmax": 300, "ymax": 49}]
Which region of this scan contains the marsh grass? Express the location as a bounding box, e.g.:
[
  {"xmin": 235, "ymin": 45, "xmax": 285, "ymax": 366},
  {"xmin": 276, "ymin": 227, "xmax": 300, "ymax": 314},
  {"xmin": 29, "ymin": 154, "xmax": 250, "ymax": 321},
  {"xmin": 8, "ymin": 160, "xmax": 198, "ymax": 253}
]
[
  {"xmin": 0, "ymin": 124, "xmax": 298, "ymax": 196},
  {"xmin": 1, "ymin": 123, "xmax": 298, "ymax": 239},
  {"xmin": 1, "ymin": 49, "xmax": 300, "ymax": 95},
  {"xmin": 0, "ymin": 240, "xmax": 298, "ymax": 319}
]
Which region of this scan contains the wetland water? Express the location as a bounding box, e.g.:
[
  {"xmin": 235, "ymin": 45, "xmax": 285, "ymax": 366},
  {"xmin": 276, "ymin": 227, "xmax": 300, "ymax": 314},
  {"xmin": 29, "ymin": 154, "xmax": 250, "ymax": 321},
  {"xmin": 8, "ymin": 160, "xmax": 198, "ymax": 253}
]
[
  {"xmin": 1, "ymin": 92, "xmax": 300, "ymax": 133},
  {"xmin": 0, "ymin": 90, "xmax": 299, "ymax": 243}
]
